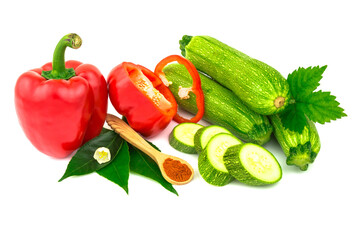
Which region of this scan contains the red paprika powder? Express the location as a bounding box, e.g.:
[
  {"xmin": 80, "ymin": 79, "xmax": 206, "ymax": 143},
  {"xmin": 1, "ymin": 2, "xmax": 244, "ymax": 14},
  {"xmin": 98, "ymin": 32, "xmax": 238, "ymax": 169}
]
[{"xmin": 163, "ymin": 158, "xmax": 192, "ymax": 182}]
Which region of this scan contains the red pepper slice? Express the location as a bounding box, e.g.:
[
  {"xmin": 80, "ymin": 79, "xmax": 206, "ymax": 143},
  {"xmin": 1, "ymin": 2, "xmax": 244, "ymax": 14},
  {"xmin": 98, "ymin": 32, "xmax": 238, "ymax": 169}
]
[
  {"xmin": 108, "ymin": 62, "xmax": 177, "ymax": 137},
  {"xmin": 154, "ymin": 55, "xmax": 204, "ymax": 123}
]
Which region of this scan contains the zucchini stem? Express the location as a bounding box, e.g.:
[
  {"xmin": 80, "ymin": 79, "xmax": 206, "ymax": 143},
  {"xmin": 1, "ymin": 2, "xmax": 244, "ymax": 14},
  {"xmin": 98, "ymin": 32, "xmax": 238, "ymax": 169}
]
[
  {"xmin": 274, "ymin": 96, "xmax": 285, "ymax": 108},
  {"xmin": 179, "ymin": 35, "xmax": 193, "ymax": 57}
]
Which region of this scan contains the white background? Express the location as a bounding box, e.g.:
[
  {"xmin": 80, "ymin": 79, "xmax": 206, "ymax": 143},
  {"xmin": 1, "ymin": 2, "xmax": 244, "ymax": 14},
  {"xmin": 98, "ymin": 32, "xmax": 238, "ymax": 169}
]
[{"xmin": 1, "ymin": 0, "xmax": 359, "ymax": 239}]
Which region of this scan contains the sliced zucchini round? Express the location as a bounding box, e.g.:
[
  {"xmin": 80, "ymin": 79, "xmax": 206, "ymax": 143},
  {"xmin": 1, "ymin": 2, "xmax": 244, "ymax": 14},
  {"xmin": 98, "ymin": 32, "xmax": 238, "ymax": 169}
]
[
  {"xmin": 169, "ymin": 123, "xmax": 203, "ymax": 153},
  {"xmin": 224, "ymin": 143, "xmax": 282, "ymax": 185},
  {"xmin": 194, "ymin": 125, "xmax": 231, "ymax": 153},
  {"xmin": 198, "ymin": 133, "xmax": 242, "ymax": 186}
]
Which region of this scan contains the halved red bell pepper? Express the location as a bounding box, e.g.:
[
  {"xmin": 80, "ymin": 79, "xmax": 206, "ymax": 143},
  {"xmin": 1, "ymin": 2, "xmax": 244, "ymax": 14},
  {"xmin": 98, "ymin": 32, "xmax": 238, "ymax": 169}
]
[
  {"xmin": 108, "ymin": 62, "xmax": 177, "ymax": 137},
  {"xmin": 15, "ymin": 33, "xmax": 108, "ymax": 158},
  {"xmin": 155, "ymin": 55, "xmax": 204, "ymax": 123}
]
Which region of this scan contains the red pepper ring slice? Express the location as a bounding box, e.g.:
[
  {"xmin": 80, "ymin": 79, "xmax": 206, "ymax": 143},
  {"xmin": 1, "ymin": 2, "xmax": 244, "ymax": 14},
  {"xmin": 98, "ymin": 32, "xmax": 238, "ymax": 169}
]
[
  {"xmin": 154, "ymin": 55, "xmax": 205, "ymax": 123},
  {"xmin": 125, "ymin": 62, "xmax": 178, "ymax": 118}
]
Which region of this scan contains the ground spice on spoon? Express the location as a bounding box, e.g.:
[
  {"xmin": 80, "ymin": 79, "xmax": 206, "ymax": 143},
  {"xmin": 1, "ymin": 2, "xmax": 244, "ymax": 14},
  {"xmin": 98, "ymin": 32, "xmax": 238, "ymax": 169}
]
[{"xmin": 163, "ymin": 158, "xmax": 192, "ymax": 182}]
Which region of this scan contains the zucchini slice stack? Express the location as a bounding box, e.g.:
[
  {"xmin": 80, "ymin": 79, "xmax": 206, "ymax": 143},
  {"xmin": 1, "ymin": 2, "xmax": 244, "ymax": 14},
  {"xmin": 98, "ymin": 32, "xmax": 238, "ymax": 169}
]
[
  {"xmin": 170, "ymin": 123, "xmax": 282, "ymax": 186},
  {"xmin": 198, "ymin": 131, "xmax": 282, "ymax": 186}
]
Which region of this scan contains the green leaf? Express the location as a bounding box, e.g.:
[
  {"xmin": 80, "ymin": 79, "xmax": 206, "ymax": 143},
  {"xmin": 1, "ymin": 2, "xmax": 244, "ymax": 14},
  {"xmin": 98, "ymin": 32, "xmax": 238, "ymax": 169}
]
[
  {"xmin": 146, "ymin": 140, "xmax": 161, "ymax": 152},
  {"xmin": 287, "ymin": 65, "xmax": 327, "ymax": 100},
  {"xmin": 101, "ymin": 127, "xmax": 112, "ymax": 134},
  {"xmin": 297, "ymin": 91, "xmax": 347, "ymax": 124},
  {"xmin": 284, "ymin": 65, "xmax": 346, "ymax": 133},
  {"xmin": 97, "ymin": 142, "xmax": 130, "ymax": 194},
  {"xmin": 128, "ymin": 145, "xmax": 178, "ymax": 196},
  {"xmin": 59, "ymin": 130, "xmax": 123, "ymax": 182},
  {"xmin": 280, "ymin": 103, "xmax": 308, "ymax": 133}
]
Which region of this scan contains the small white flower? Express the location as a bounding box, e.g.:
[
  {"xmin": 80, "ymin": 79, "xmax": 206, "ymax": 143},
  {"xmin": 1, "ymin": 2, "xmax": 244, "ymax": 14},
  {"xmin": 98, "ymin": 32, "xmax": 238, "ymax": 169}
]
[{"xmin": 93, "ymin": 147, "xmax": 111, "ymax": 164}]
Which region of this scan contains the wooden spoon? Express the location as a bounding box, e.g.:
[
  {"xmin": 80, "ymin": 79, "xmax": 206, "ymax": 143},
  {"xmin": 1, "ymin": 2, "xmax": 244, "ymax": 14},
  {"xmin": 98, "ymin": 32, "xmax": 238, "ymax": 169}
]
[{"xmin": 106, "ymin": 114, "xmax": 194, "ymax": 185}]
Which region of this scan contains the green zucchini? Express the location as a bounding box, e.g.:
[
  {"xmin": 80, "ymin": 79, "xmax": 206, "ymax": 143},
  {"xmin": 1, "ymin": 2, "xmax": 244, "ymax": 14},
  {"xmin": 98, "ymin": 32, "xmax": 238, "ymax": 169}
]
[
  {"xmin": 180, "ymin": 35, "xmax": 291, "ymax": 115},
  {"xmin": 269, "ymin": 114, "xmax": 321, "ymax": 171},
  {"xmin": 194, "ymin": 125, "xmax": 231, "ymax": 153},
  {"xmin": 198, "ymin": 133, "xmax": 242, "ymax": 186},
  {"xmin": 163, "ymin": 63, "xmax": 273, "ymax": 145},
  {"xmin": 224, "ymin": 143, "xmax": 282, "ymax": 186},
  {"xmin": 169, "ymin": 123, "xmax": 203, "ymax": 154}
]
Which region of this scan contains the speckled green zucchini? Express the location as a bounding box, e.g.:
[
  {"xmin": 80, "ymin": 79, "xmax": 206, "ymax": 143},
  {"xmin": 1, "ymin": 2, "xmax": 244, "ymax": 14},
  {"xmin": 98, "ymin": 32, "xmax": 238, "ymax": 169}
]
[
  {"xmin": 163, "ymin": 63, "xmax": 272, "ymax": 145},
  {"xmin": 269, "ymin": 114, "xmax": 321, "ymax": 171},
  {"xmin": 180, "ymin": 35, "xmax": 291, "ymax": 115}
]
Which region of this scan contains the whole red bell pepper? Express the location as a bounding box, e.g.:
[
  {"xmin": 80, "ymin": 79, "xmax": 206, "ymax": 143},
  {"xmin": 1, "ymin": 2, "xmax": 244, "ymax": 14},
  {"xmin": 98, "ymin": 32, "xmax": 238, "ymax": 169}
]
[
  {"xmin": 15, "ymin": 33, "xmax": 108, "ymax": 158},
  {"xmin": 108, "ymin": 62, "xmax": 177, "ymax": 137}
]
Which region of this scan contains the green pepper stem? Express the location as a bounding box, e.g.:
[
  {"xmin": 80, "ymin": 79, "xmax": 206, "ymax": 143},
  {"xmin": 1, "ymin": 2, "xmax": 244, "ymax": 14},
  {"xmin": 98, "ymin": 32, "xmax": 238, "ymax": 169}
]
[{"xmin": 42, "ymin": 33, "xmax": 82, "ymax": 80}]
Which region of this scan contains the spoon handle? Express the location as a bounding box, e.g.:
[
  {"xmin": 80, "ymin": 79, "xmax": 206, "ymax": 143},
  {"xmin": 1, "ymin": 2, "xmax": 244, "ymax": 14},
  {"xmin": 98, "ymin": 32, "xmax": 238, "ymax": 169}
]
[{"xmin": 106, "ymin": 114, "xmax": 159, "ymax": 161}]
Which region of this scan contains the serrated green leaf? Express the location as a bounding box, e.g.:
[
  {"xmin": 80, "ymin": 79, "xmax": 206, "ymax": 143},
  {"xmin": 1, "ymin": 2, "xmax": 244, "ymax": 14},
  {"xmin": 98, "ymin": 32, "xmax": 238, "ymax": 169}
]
[
  {"xmin": 97, "ymin": 142, "xmax": 130, "ymax": 194},
  {"xmin": 297, "ymin": 91, "xmax": 347, "ymax": 124},
  {"xmin": 128, "ymin": 145, "xmax": 178, "ymax": 196},
  {"xmin": 283, "ymin": 65, "xmax": 346, "ymax": 133},
  {"xmin": 287, "ymin": 65, "xmax": 327, "ymax": 100},
  {"xmin": 59, "ymin": 130, "xmax": 123, "ymax": 182},
  {"xmin": 280, "ymin": 103, "xmax": 308, "ymax": 133}
]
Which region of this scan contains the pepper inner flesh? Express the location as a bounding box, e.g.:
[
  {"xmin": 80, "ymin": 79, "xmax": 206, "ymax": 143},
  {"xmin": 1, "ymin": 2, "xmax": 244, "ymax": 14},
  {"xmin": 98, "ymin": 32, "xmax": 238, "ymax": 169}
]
[{"xmin": 129, "ymin": 68, "xmax": 172, "ymax": 110}]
